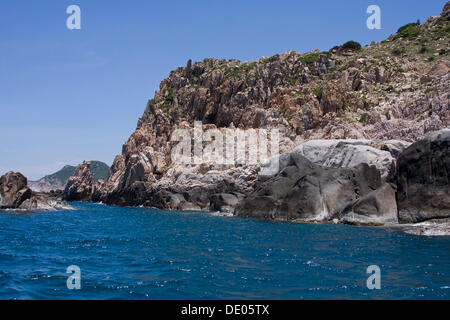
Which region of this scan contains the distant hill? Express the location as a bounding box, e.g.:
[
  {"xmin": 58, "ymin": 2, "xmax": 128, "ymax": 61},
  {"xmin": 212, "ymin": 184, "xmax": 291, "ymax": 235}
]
[
  {"xmin": 29, "ymin": 161, "xmax": 109, "ymax": 192},
  {"xmin": 89, "ymin": 161, "xmax": 110, "ymax": 183}
]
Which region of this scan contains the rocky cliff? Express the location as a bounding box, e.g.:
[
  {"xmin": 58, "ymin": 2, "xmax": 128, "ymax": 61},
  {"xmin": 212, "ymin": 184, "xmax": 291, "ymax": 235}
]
[{"xmin": 91, "ymin": 4, "xmax": 449, "ymax": 227}]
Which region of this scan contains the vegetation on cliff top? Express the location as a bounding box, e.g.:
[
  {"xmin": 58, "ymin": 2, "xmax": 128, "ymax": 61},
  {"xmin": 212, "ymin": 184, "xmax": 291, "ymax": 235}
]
[{"xmin": 134, "ymin": 4, "xmax": 448, "ymax": 145}]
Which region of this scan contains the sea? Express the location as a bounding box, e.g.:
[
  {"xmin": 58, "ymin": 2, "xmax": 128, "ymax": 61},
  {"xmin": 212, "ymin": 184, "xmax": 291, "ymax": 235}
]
[{"xmin": 0, "ymin": 202, "xmax": 449, "ymax": 299}]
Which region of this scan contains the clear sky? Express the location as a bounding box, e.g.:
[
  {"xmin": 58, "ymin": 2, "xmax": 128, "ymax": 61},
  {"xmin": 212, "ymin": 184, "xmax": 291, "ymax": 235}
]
[{"xmin": 0, "ymin": 0, "xmax": 446, "ymax": 180}]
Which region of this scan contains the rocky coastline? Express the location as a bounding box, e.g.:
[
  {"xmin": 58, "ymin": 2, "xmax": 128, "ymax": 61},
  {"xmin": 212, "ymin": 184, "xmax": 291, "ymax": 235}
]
[
  {"xmin": 3, "ymin": 4, "xmax": 449, "ymax": 235},
  {"xmin": 56, "ymin": 3, "xmax": 450, "ymax": 235}
]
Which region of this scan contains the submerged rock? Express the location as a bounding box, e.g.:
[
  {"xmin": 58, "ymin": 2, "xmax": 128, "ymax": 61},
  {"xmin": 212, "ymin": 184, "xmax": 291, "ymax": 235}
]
[{"xmin": 397, "ymin": 128, "xmax": 450, "ymax": 223}]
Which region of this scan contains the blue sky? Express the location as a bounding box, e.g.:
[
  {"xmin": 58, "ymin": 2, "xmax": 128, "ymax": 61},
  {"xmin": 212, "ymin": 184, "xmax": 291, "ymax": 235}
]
[{"xmin": 0, "ymin": 0, "xmax": 446, "ymax": 180}]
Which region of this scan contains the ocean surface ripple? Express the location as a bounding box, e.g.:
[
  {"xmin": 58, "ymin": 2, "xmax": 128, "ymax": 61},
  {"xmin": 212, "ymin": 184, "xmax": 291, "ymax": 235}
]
[{"xmin": 0, "ymin": 203, "xmax": 449, "ymax": 300}]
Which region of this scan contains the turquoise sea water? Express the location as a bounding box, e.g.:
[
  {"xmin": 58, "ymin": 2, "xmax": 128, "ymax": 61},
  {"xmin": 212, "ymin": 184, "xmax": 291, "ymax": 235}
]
[{"xmin": 0, "ymin": 202, "xmax": 449, "ymax": 300}]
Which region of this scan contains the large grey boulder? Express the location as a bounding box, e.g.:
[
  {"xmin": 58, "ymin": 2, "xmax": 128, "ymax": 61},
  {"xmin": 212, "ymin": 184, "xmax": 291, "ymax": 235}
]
[
  {"xmin": 397, "ymin": 128, "xmax": 450, "ymax": 223},
  {"xmin": 236, "ymin": 153, "xmax": 383, "ymax": 222},
  {"xmin": 0, "ymin": 172, "xmax": 32, "ymax": 209},
  {"xmin": 291, "ymin": 139, "xmax": 409, "ymax": 179}
]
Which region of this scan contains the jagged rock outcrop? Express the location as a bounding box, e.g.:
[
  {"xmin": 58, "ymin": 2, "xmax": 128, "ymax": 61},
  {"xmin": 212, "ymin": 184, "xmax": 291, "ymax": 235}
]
[
  {"xmin": 64, "ymin": 161, "xmax": 94, "ymax": 201},
  {"xmin": 397, "ymin": 128, "xmax": 450, "ymax": 223},
  {"xmin": 0, "ymin": 172, "xmax": 72, "ymax": 211}
]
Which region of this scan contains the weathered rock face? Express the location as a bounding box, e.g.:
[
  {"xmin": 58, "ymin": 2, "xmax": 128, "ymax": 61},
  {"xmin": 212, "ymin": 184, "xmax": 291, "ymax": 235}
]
[
  {"xmin": 235, "ymin": 153, "xmax": 383, "ymax": 223},
  {"xmin": 210, "ymin": 192, "xmax": 244, "ymax": 213},
  {"xmin": 0, "ymin": 172, "xmax": 32, "ymax": 209},
  {"xmin": 428, "ymin": 61, "xmax": 450, "ymax": 77},
  {"xmin": 95, "ymin": 161, "xmax": 256, "ymax": 210},
  {"xmin": 92, "ymin": 155, "xmax": 125, "ymax": 203},
  {"xmin": 339, "ymin": 183, "xmax": 398, "ymax": 225},
  {"xmin": 64, "ymin": 161, "xmax": 94, "ymax": 201},
  {"xmin": 397, "ymin": 128, "xmax": 450, "ymax": 223}
]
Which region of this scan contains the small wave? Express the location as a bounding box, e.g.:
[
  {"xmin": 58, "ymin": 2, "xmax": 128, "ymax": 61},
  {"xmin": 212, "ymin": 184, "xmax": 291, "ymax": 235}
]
[
  {"xmin": 306, "ymin": 260, "xmax": 320, "ymax": 267},
  {"xmin": 2, "ymin": 208, "xmax": 28, "ymax": 212},
  {"xmin": 402, "ymin": 221, "xmax": 450, "ymax": 236},
  {"xmin": 209, "ymin": 211, "xmax": 233, "ymax": 217}
]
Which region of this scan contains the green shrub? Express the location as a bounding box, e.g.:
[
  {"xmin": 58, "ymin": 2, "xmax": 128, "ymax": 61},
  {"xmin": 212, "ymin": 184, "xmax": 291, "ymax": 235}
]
[
  {"xmin": 397, "ymin": 22, "xmax": 421, "ymax": 38},
  {"xmin": 359, "ymin": 114, "xmax": 367, "ymax": 125},
  {"xmin": 312, "ymin": 86, "xmax": 323, "ymax": 100},
  {"xmin": 165, "ymin": 88, "xmax": 174, "ymax": 103},
  {"xmin": 300, "ymin": 52, "xmax": 320, "ymax": 69},
  {"xmin": 144, "ymin": 98, "xmax": 157, "ymax": 114},
  {"xmin": 342, "ymin": 41, "xmax": 362, "ymax": 51},
  {"xmin": 425, "ymin": 86, "xmax": 437, "ymax": 94},
  {"xmin": 434, "ymin": 24, "xmax": 450, "ymax": 37},
  {"xmin": 392, "ymin": 47, "xmax": 406, "ymax": 56},
  {"xmin": 286, "ymin": 76, "xmax": 298, "ymax": 86},
  {"xmin": 435, "ymin": 16, "xmax": 449, "ymax": 27}
]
